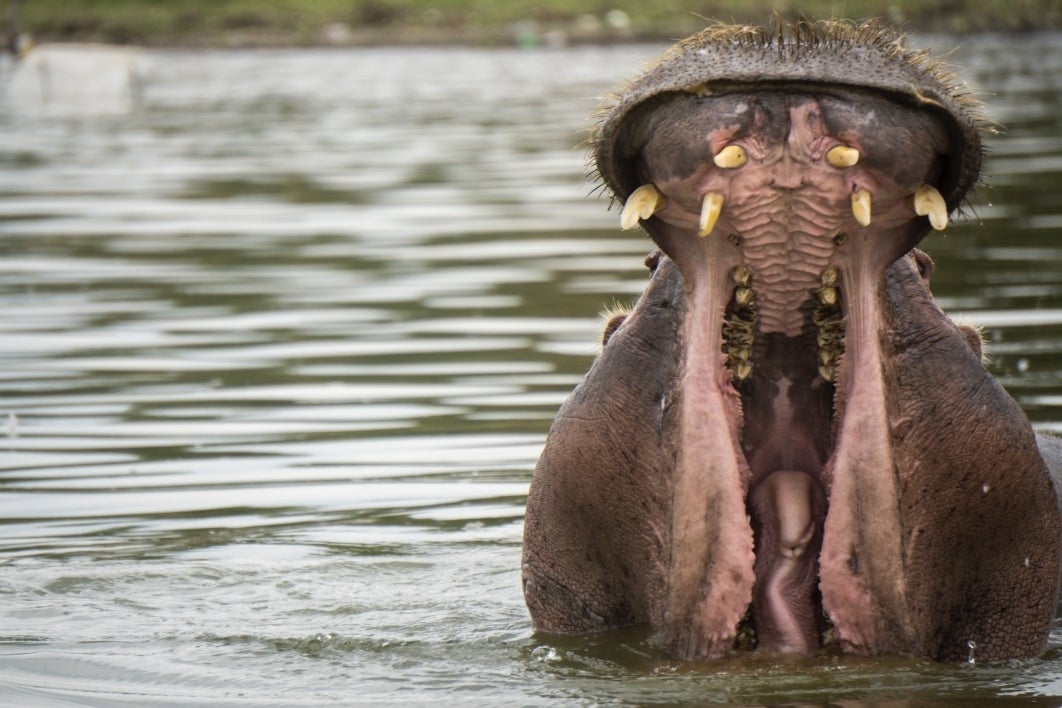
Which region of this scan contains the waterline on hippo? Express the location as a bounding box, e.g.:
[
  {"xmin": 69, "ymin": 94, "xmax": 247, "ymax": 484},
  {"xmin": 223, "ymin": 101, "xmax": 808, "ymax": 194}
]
[{"xmin": 522, "ymin": 20, "xmax": 1062, "ymax": 662}]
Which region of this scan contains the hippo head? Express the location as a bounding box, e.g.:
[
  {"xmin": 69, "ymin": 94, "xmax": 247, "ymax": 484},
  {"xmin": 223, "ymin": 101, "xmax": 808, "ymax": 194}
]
[{"xmin": 523, "ymin": 20, "xmax": 1061, "ymax": 662}]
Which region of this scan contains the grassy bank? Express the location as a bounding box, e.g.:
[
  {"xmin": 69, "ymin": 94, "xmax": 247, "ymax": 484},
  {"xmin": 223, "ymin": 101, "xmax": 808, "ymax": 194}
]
[{"xmin": 5, "ymin": 0, "xmax": 1062, "ymax": 48}]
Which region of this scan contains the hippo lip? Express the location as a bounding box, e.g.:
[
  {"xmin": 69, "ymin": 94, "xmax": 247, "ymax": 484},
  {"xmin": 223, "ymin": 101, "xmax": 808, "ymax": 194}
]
[{"xmin": 602, "ymin": 82, "xmax": 968, "ymax": 658}]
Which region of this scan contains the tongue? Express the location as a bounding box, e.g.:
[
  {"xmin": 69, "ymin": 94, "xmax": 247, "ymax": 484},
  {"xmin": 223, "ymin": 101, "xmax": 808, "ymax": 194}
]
[{"xmin": 748, "ymin": 470, "xmax": 826, "ymax": 653}]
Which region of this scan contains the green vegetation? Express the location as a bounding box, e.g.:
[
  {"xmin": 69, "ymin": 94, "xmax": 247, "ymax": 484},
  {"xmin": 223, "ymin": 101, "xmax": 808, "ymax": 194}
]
[{"xmin": 5, "ymin": 0, "xmax": 1061, "ymax": 48}]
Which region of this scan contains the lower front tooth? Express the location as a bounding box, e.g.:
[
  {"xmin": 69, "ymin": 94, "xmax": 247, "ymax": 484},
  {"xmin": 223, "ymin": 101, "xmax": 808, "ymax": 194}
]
[
  {"xmin": 620, "ymin": 184, "xmax": 665, "ymax": 230},
  {"xmin": 699, "ymin": 192, "xmax": 724, "ymax": 237},
  {"xmin": 851, "ymin": 189, "xmax": 872, "ymax": 227}
]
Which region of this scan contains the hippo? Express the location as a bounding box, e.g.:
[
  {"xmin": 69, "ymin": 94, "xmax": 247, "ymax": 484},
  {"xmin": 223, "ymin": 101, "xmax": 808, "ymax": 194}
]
[{"xmin": 522, "ymin": 19, "xmax": 1062, "ymax": 662}]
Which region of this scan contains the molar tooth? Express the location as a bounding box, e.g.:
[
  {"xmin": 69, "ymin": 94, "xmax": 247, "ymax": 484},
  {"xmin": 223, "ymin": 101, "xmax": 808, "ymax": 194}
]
[
  {"xmin": 735, "ymin": 361, "xmax": 752, "ymax": 381},
  {"xmin": 817, "ymin": 286, "xmax": 837, "ymax": 307},
  {"xmin": 821, "ymin": 266, "xmax": 838, "ymax": 288},
  {"xmin": 913, "ymin": 184, "xmax": 949, "ymax": 231},
  {"xmin": 699, "ymin": 192, "xmax": 724, "ymax": 237},
  {"xmin": 819, "ymin": 349, "xmax": 834, "ymax": 366},
  {"xmin": 713, "ymin": 144, "xmax": 747, "ymax": 169},
  {"xmin": 619, "ymin": 184, "xmax": 665, "ymax": 230},
  {"xmin": 732, "ymin": 265, "xmax": 752, "ymax": 286},
  {"xmin": 851, "ymin": 189, "xmax": 872, "ymax": 227},
  {"xmin": 826, "ymin": 145, "xmax": 860, "ymax": 168},
  {"xmin": 733, "ymin": 347, "xmax": 751, "ymax": 362},
  {"xmin": 818, "ymin": 364, "xmax": 835, "ymax": 382},
  {"xmin": 735, "ymin": 286, "xmax": 754, "ymax": 307}
]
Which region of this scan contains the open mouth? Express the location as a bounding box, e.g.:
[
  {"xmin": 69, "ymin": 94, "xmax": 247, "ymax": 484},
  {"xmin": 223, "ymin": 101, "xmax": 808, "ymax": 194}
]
[{"xmin": 604, "ymin": 86, "xmax": 960, "ymax": 657}]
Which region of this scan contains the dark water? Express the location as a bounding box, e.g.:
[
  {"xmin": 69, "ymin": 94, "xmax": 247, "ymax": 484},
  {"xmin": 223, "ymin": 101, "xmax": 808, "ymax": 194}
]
[{"xmin": 0, "ymin": 33, "xmax": 1061, "ymax": 705}]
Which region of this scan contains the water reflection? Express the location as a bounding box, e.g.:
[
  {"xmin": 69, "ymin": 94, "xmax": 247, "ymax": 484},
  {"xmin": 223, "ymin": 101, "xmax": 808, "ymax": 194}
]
[{"xmin": 0, "ymin": 33, "xmax": 1060, "ymax": 703}]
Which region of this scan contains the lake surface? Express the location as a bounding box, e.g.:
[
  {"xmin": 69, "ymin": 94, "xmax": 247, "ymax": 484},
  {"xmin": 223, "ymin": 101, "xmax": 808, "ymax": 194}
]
[{"xmin": 1, "ymin": 32, "xmax": 1062, "ymax": 705}]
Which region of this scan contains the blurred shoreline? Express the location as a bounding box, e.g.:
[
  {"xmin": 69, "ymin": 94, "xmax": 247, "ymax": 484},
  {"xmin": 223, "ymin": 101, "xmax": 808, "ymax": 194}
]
[{"xmin": 4, "ymin": 1, "xmax": 1062, "ymax": 51}]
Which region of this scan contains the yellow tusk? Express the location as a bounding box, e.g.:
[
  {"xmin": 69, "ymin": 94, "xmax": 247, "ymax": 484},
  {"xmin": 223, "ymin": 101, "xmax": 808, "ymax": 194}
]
[
  {"xmin": 826, "ymin": 145, "xmax": 860, "ymax": 168},
  {"xmin": 713, "ymin": 144, "xmax": 747, "ymax": 169},
  {"xmin": 851, "ymin": 189, "xmax": 872, "ymax": 227},
  {"xmin": 620, "ymin": 183, "xmax": 666, "ymax": 230},
  {"xmin": 913, "ymin": 184, "xmax": 948, "ymax": 231},
  {"xmin": 699, "ymin": 192, "xmax": 725, "ymax": 237}
]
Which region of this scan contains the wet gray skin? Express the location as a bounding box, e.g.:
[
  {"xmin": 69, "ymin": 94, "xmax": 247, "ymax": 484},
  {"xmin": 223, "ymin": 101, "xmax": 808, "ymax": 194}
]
[{"xmin": 522, "ymin": 21, "xmax": 1062, "ymax": 662}]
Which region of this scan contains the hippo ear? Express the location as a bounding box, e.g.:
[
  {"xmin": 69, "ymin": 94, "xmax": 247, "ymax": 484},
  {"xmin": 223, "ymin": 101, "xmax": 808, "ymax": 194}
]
[
  {"xmin": 952, "ymin": 318, "xmax": 989, "ymax": 364},
  {"xmin": 911, "ymin": 248, "xmax": 934, "ymax": 285},
  {"xmin": 644, "ymin": 249, "xmax": 664, "ymax": 274},
  {"xmin": 599, "ymin": 305, "xmax": 630, "ymax": 346}
]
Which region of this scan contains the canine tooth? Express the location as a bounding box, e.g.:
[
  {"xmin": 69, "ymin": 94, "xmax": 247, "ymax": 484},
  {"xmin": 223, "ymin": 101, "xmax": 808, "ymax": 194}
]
[
  {"xmin": 821, "ymin": 266, "xmax": 838, "ymax": 287},
  {"xmin": 735, "ymin": 286, "xmax": 754, "ymax": 307},
  {"xmin": 732, "ymin": 265, "xmax": 752, "ymax": 286},
  {"xmin": 620, "ymin": 184, "xmax": 665, "ymax": 230},
  {"xmin": 913, "ymin": 184, "xmax": 948, "ymax": 231},
  {"xmin": 826, "ymin": 145, "xmax": 860, "ymax": 168},
  {"xmin": 713, "ymin": 144, "xmax": 747, "ymax": 169},
  {"xmin": 851, "ymin": 189, "xmax": 872, "ymax": 227},
  {"xmin": 817, "ymin": 286, "xmax": 837, "ymax": 307},
  {"xmin": 699, "ymin": 192, "xmax": 724, "ymax": 237}
]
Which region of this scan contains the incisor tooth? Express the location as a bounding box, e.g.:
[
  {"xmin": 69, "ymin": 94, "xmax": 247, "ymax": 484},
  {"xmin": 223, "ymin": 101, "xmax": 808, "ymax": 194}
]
[
  {"xmin": 713, "ymin": 145, "xmax": 747, "ymax": 169},
  {"xmin": 851, "ymin": 189, "xmax": 872, "ymax": 227},
  {"xmin": 699, "ymin": 192, "xmax": 724, "ymax": 237},
  {"xmin": 620, "ymin": 184, "xmax": 665, "ymax": 230},
  {"xmin": 913, "ymin": 184, "xmax": 948, "ymax": 231},
  {"xmin": 826, "ymin": 145, "xmax": 860, "ymax": 168}
]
